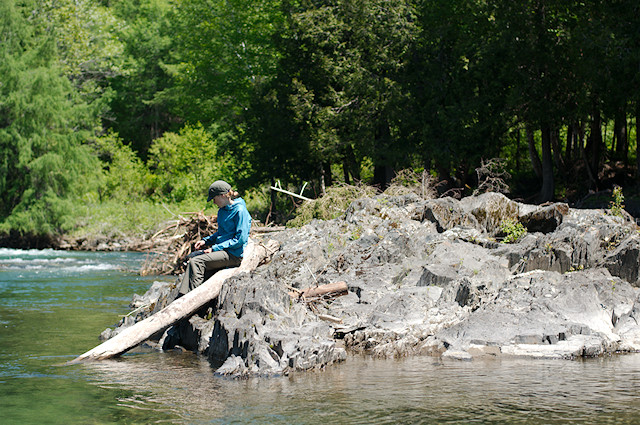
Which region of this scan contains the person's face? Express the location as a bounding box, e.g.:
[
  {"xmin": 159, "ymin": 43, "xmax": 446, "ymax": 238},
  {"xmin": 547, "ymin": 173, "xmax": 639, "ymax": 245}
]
[{"xmin": 213, "ymin": 194, "xmax": 230, "ymax": 208}]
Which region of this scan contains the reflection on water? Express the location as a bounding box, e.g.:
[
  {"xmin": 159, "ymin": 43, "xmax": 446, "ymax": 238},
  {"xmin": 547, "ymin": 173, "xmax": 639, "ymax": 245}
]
[
  {"xmin": 77, "ymin": 351, "xmax": 640, "ymax": 424},
  {"xmin": 4, "ymin": 248, "xmax": 640, "ymax": 424}
]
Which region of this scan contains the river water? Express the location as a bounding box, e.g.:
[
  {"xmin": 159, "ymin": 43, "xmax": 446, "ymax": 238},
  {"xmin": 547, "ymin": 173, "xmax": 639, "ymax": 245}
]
[{"xmin": 3, "ymin": 248, "xmax": 640, "ymax": 424}]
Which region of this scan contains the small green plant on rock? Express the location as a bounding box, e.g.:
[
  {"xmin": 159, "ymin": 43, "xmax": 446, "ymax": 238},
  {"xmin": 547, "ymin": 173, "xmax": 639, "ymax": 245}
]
[
  {"xmin": 350, "ymin": 225, "xmax": 363, "ymax": 240},
  {"xmin": 500, "ymin": 218, "xmax": 527, "ymax": 243},
  {"xmin": 609, "ymin": 186, "xmax": 625, "ymax": 217}
]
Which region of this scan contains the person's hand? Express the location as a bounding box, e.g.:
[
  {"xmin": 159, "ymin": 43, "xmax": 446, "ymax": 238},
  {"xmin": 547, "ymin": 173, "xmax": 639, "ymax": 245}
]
[
  {"xmin": 194, "ymin": 240, "xmax": 205, "ymax": 250},
  {"xmin": 203, "ymin": 248, "xmax": 212, "ymax": 254}
]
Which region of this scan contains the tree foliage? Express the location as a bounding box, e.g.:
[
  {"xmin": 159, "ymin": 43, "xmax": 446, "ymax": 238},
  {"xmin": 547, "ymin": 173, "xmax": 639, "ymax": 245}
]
[
  {"xmin": 106, "ymin": 0, "xmax": 176, "ymax": 157},
  {"xmin": 147, "ymin": 124, "xmax": 232, "ymax": 202},
  {"xmin": 3, "ymin": 0, "xmax": 640, "ymax": 241},
  {"xmin": 0, "ymin": 1, "xmax": 102, "ymax": 235},
  {"xmin": 241, "ymin": 0, "xmax": 417, "ymax": 189},
  {"xmin": 167, "ymin": 0, "xmax": 283, "ymax": 126}
]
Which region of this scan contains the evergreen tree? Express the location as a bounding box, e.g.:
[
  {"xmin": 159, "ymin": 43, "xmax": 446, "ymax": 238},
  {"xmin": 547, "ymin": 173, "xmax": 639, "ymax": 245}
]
[
  {"xmin": 107, "ymin": 0, "xmax": 176, "ymax": 158},
  {"xmin": 242, "ymin": 0, "xmax": 417, "ymax": 189},
  {"xmin": 0, "ymin": 1, "xmax": 102, "ymax": 236}
]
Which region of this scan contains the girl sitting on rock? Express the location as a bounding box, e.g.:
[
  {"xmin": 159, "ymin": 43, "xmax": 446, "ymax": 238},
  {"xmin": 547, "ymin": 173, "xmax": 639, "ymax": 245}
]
[{"xmin": 177, "ymin": 180, "xmax": 252, "ymax": 296}]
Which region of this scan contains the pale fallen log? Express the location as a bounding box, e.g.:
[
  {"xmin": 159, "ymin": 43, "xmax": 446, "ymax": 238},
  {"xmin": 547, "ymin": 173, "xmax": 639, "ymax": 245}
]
[
  {"xmin": 68, "ymin": 239, "xmax": 279, "ymax": 364},
  {"xmin": 252, "ymin": 225, "xmax": 286, "ymax": 233},
  {"xmin": 317, "ymin": 314, "xmax": 343, "ymax": 324},
  {"xmin": 289, "ymin": 281, "xmax": 348, "ymax": 299}
]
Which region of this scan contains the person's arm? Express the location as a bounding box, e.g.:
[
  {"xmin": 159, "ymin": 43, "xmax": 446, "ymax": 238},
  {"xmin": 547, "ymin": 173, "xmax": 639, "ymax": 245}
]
[{"xmin": 198, "ymin": 232, "xmax": 218, "ymax": 249}]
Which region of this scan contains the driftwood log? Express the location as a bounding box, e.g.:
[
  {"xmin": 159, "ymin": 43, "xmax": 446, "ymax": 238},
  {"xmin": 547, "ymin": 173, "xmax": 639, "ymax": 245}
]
[
  {"xmin": 289, "ymin": 281, "xmax": 348, "ymax": 300},
  {"xmin": 68, "ymin": 239, "xmax": 279, "ymax": 364}
]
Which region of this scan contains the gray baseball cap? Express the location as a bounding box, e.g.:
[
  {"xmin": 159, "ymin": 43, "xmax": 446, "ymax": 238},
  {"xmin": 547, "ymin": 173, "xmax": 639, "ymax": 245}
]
[{"xmin": 207, "ymin": 180, "xmax": 231, "ymax": 201}]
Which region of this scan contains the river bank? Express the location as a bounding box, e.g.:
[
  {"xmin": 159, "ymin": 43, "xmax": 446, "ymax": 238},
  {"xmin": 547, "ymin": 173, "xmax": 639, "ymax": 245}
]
[{"xmin": 96, "ymin": 191, "xmax": 640, "ymax": 377}]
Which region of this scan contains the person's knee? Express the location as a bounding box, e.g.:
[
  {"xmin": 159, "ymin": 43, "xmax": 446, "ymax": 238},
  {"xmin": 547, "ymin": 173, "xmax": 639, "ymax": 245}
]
[{"xmin": 189, "ymin": 256, "xmax": 207, "ymax": 270}]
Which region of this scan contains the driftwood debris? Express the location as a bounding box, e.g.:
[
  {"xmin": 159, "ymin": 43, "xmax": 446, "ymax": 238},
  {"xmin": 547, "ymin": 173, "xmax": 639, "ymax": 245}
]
[
  {"xmin": 140, "ymin": 211, "xmax": 218, "ymax": 276},
  {"xmin": 289, "ymin": 281, "xmax": 349, "ymax": 323},
  {"xmin": 289, "ymin": 281, "xmax": 348, "ymax": 300},
  {"xmin": 140, "ymin": 212, "xmax": 284, "ymax": 276},
  {"xmin": 68, "ymin": 239, "xmax": 280, "ymax": 364}
]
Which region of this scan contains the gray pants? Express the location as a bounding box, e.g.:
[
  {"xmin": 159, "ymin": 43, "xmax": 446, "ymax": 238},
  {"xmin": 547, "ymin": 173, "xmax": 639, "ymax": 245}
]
[{"xmin": 178, "ymin": 250, "xmax": 242, "ymax": 296}]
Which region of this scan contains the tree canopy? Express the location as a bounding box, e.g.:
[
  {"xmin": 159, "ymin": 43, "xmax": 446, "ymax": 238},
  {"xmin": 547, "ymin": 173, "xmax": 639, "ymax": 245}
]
[{"xmin": 2, "ymin": 0, "xmax": 640, "ymax": 240}]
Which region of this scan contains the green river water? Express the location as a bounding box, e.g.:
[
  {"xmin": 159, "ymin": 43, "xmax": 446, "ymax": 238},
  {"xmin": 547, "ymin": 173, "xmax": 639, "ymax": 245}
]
[{"xmin": 2, "ymin": 248, "xmax": 640, "ymax": 424}]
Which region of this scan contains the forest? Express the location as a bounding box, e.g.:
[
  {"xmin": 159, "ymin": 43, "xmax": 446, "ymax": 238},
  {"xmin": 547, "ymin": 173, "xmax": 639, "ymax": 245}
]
[{"xmin": 2, "ymin": 0, "xmax": 640, "ymax": 246}]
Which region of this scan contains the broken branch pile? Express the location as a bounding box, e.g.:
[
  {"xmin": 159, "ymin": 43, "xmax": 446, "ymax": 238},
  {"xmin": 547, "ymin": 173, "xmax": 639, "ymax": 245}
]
[
  {"xmin": 139, "ymin": 212, "xmax": 284, "ymax": 276},
  {"xmin": 140, "ymin": 212, "xmax": 218, "ymax": 276}
]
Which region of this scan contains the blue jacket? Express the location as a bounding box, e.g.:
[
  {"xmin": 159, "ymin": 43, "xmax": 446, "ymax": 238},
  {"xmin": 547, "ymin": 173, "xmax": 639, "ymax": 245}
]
[{"xmin": 202, "ymin": 198, "xmax": 251, "ymax": 258}]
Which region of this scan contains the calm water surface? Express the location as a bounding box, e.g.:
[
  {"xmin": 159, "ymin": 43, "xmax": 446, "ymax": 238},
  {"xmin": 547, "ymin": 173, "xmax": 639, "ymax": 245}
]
[{"xmin": 2, "ymin": 248, "xmax": 640, "ymax": 424}]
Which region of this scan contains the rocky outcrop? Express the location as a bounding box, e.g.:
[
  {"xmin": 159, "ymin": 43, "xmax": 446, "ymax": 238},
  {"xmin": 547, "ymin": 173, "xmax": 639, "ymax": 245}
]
[{"xmin": 114, "ymin": 192, "xmax": 640, "ymax": 376}]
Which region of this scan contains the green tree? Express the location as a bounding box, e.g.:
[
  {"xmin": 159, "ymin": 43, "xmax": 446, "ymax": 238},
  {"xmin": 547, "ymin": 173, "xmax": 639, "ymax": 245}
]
[
  {"xmin": 147, "ymin": 124, "xmax": 231, "ymax": 202},
  {"xmin": 482, "ymin": 0, "xmax": 587, "ymax": 200},
  {"xmin": 107, "ymin": 0, "xmax": 176, "ymax": 158},
  {"xmin": 0, "ymin": 0, "xmax": 102, "ymax": 236},
  {"xmin": 90, "ymin": 132, "xmax": 151, "ymax": 202},
  {"xmin": 38, "ymin": 0, "xmax": 125, "ymax": 85},
  {"xmin": 412, "ymin": 0, "xmax": 506, "ymax": 185},
  {"xmin": 242, "ymin": 0, "xmax": 417, "ymax": 190},
  {"xmin": 167, "ymin": 0, "xmax": 283, "ymax": 126}
]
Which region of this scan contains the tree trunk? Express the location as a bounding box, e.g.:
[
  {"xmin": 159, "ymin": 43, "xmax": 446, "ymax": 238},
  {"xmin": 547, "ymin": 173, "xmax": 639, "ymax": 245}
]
[
  {"xmin": 586, "ymin": 110, "xmax": 602, "ymax": 187},
  {"xmin": 342, "ymin": 157, "xmax": 351, "ymax": 185},
  {"xmin": 550, "ymin": 127, "xmax": 565, "ymax": 177},
  {"xmin": 268, "ymin": 177, "xmax": 277, "ymax": 225},
  {"xmin": 540, "ymin": 126, "xmax": 554, "ymax": 202},
  {"xmin": 527, "ymin": 126, "xmax": 543, "ymax": 180},
  {"xmin": 373, "ymin": 164, "xmax": 394, "ymax": 189},
  {"xmin": 320, "ymin": 164, "xmax": 326, "ymax": 195},
  {"xmin": 345, "ymin": 144, "xmax": 360, "ymax": 181},
  {"xmin": 579, "ymin": 124, "xmax": 597, "ymax": 189},
  {"xmin": 565, "ymin": 124, "xmax": 574, "ymax": 164},
  {"xmin": 68, "ymin": 239, "xmax": 280, "ymax": 363},
  {"xmin": 373, "ymin": 122, "xmax": 393, "ymax": 189},
  {"xmin": 515, "ymin": 127, "xmax": 522, "ymax": 172},
  {"xmin": 614, "ymin": 110, "xmax": 628, "ymax": 164},
  {"xmin": 322, "ymin": 162, "xmax": 333, "ymax": 188}
]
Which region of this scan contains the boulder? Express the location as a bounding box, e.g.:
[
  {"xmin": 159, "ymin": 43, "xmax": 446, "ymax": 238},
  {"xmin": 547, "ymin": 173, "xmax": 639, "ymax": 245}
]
[
  {"xmin": 459, "ymin": 192, "xmax": 520, "ymax": 235},
  {"xmin": 519, "ymin": 202, "xmax": 569, "ymax": 233}
]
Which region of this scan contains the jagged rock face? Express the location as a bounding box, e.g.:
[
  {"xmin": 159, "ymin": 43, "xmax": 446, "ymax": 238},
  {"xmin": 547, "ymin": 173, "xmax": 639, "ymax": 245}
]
[
  {"xmin": 118, "ymin": 192, "xmax": 640, "ymax": 376},
  {"xmin": 437, "ymin": 269, "xmax": 634, "ymax": 356},
  {"xmin": 207, "ymin": 275, "xmax": 346, "ymax": 376}
]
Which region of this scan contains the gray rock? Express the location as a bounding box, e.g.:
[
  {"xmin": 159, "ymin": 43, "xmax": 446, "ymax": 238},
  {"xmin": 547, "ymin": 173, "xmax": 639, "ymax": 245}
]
[
  {"xmin": 109, "ymin": 192, "xmax": 640, "ymax": 376},
  {"xmin": 436, "ymin": 268, "xmax": 631, "ymax": 358},
  {"xmin": 459, "ymin": 192, "xmax": 520, "ymax": 235},
  {"xmin": 411, "ymin": 197, "xmax": 481, "ymax": 232},
  {"xmin": 519, "ymin": 202, "xmax": 569, "ymax": 233},
  {"xmin": 603, "ymin": 234, "xmax": 640, "ymax": 286}
]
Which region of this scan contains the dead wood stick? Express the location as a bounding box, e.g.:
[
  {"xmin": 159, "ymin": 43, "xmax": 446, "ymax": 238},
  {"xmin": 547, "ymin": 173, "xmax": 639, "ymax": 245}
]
[
  {"xmin": 252, "ymin": 226, "xmax": 286, "ymax": 233},
  {"xmin": 317, "ymin": 314, "xmax": 343, "ymax": 324},
  {"xmin": 68, "ymin": 239, "xmax": 280, "ymax": 364},
  {"xmin": 270, "ymin": 185, "xmax": 312, "ymax": 201},
  {"xmin": 288, "ymin": 281, "xmax": 348, "ymax": 299},
  {"xmin": 151, "ymin": 221, "xmax": 181, "ymax": 240}
]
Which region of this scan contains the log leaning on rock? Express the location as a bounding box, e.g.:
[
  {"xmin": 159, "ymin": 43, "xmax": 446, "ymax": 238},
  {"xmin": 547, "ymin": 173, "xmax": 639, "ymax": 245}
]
[
  {"xmin": 289, "ymin": 281, "xmax": 348, "ymax": 299},
  {"xmin": 68, "ymin": 239, "xmax": 280, "ymax": 364}
]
